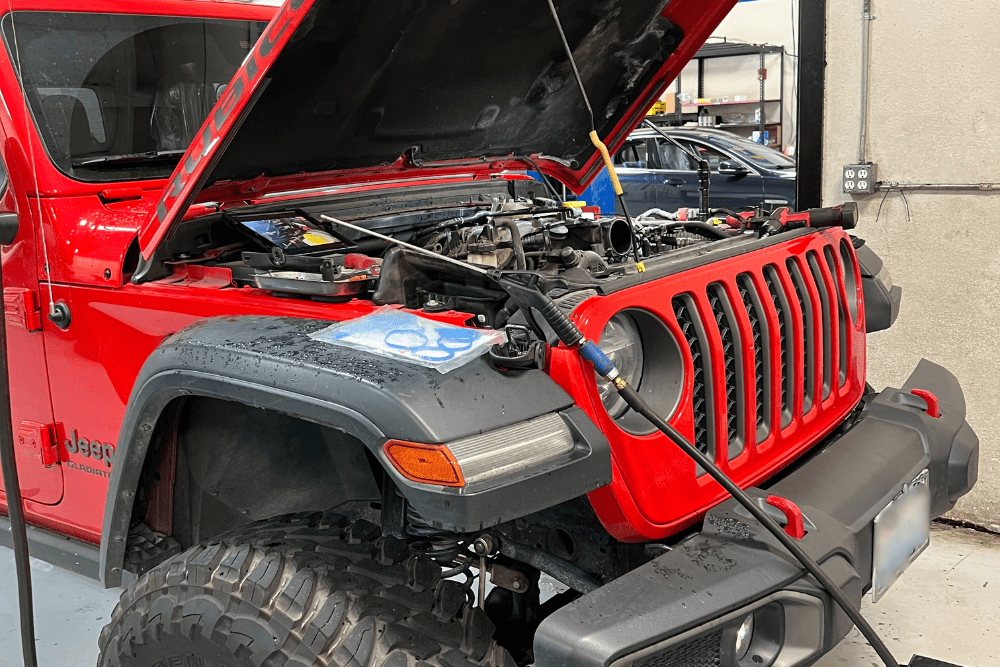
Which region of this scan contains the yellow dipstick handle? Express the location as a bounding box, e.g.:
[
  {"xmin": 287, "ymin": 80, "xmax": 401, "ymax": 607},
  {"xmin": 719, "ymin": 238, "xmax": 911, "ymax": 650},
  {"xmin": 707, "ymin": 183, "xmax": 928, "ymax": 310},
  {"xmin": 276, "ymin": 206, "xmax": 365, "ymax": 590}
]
[{"xmin": 590, "ymin": 131, "xmax": 624, "ymax": 196}]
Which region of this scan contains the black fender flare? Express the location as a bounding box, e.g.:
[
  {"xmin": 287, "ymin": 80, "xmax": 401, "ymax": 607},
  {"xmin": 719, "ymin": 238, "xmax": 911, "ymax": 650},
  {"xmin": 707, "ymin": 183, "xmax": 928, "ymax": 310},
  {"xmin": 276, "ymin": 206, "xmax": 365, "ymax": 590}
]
[{"xmin": 100, "ymin": 316, "xmax": 611, "ymax": 586}]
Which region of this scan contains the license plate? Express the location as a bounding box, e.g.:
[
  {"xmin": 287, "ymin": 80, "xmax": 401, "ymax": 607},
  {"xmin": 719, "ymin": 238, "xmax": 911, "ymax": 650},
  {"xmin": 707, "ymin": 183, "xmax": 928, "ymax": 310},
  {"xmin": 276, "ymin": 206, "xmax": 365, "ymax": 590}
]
[{"xmin": 872, "ymin": 469, "xmax": 931, "ymax": 601}]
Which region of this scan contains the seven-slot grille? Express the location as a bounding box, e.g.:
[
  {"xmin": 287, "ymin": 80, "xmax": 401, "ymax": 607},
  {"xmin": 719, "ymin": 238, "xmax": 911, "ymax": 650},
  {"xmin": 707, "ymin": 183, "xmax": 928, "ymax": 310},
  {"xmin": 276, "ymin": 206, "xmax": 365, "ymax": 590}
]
[{"xmin": 672, "ymin": 244, "xmax": 854, "ymax": 465}]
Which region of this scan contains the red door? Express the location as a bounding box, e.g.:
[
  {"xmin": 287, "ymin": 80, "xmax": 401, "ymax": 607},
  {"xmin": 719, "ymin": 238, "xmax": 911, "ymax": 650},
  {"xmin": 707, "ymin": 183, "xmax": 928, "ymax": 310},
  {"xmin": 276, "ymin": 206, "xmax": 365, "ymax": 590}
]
[{"xmin": 0, "ymin": 157, "xmax": 63, "ymax": 506}]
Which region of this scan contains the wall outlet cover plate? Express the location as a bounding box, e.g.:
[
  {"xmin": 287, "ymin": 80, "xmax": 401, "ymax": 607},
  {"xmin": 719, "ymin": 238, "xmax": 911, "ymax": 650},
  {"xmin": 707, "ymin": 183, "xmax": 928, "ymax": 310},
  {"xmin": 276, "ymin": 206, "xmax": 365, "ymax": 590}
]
[{"xmin": 843, "ymin": 163, "xmax": 877, "ymax": 194}]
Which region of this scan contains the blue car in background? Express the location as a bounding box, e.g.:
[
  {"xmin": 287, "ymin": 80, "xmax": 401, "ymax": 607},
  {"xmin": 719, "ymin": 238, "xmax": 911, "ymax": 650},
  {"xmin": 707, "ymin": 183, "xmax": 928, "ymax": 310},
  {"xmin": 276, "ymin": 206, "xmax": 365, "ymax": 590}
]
[{"xmin": 579, "ymin": 127, "xmax": 797, "ymax": 215}]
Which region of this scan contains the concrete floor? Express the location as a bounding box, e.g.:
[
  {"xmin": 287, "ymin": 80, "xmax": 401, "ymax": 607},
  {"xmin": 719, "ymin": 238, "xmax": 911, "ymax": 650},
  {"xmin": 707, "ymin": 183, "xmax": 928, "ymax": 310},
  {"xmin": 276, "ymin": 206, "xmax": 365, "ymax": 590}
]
[
  {"xmin": 0, "ymin": 524, "xmax": 997, "ymax": 666},
  {"xmin": 0, "ymin": 550, "xmax": 119, "ymax": 667},
  {"xmin": 816, "ymin": 524, "xmax": 999, "ymax": 667}
]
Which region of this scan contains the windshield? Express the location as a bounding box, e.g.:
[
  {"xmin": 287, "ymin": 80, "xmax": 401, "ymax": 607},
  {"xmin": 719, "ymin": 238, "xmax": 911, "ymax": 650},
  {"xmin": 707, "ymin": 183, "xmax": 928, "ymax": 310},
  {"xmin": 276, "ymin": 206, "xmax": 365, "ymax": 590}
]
[
  {"xmin": 1, "ymin": 12, "xmax": 266, "ymax": 183},
  {"xmin": 708, "ymin": 133, "xmax": 796, "ymax": 170}
]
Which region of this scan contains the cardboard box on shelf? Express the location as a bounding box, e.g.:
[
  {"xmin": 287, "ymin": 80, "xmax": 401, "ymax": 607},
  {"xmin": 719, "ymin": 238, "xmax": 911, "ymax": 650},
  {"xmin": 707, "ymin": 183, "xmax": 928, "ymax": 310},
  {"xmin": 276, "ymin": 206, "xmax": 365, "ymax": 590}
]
[{"xmin": 646, "ymin": 92, "xmax": 676, "ymax": 116}]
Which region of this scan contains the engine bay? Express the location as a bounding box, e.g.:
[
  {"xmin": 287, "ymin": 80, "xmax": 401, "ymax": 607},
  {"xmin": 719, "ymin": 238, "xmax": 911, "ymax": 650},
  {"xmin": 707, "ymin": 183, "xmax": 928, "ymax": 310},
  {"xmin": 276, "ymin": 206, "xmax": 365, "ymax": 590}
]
[{"xmin": 156, "ymin": 180, "xmax": 739, "ymax": 331}]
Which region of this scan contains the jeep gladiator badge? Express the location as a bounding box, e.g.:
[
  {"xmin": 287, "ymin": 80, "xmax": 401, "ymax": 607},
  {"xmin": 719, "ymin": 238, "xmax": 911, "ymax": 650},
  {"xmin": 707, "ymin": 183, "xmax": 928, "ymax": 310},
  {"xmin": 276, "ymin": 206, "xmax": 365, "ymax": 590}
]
[{"xmin": 64, "ymin": 429, "xmax": 115, "ymax": 469}]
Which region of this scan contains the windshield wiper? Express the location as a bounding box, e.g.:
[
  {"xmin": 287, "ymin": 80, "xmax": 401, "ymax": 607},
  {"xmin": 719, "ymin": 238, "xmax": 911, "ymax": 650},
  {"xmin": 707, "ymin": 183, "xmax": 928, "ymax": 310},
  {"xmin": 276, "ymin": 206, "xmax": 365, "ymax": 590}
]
[{"xmin": 72, "ymin": 150, "xmax": 186, "ymax": 168}]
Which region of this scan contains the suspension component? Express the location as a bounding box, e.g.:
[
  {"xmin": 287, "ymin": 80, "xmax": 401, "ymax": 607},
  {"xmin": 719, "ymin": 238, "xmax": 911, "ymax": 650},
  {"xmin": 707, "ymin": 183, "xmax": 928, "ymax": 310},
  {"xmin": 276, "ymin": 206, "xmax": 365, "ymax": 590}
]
[
  {"xmin": 488, "ymin": 562, "xmax": 531, "ymax": 593},
  {"xmin": 474, "ymin": 534, "xmax": 500, "ymax": 557},
  {"xmin": 404, "ymin": 502, "xmax": 468, "ymax": 564}
]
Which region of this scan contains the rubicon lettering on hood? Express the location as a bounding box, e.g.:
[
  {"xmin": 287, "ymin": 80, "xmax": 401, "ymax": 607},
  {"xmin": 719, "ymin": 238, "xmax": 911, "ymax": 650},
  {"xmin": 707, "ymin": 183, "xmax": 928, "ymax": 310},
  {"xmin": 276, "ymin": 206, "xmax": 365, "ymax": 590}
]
[{"xmin": 143, "ymin": 0, "xmax": 315, "ymax": 256}]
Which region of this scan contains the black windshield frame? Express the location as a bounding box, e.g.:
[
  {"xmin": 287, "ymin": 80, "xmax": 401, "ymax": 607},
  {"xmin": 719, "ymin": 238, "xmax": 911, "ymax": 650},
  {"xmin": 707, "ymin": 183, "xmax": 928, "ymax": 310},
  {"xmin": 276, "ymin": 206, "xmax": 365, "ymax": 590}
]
[{"xmin": 1, "ymin": 11, "xmax": 265, "ymax": 183}]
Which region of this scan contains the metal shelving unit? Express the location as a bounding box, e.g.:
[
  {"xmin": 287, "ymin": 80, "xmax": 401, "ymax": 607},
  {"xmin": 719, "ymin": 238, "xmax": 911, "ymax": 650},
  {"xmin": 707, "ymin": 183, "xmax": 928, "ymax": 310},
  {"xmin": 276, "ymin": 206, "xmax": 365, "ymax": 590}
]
[{"xmin": 650, "ymin": 42, "xmax": 785, "ymax": 147}]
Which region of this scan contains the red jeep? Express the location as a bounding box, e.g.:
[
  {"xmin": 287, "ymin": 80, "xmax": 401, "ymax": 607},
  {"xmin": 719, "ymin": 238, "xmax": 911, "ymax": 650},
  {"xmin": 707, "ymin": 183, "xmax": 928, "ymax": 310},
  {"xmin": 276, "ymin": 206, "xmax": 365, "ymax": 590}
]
[{"xmin": 0, "ymin": 1, "xmax": 978, "ymax": 666}]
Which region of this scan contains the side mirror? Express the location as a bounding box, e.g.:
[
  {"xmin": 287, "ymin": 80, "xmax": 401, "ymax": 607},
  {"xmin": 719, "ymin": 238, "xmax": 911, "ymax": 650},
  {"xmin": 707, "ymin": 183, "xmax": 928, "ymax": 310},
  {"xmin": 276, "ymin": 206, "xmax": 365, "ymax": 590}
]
[
  {"xmin": 0, "ymin": 213, "xmax": 18, "ymax": 245},
  {"xmin": 719, "ymin": 160, "xmax": 749, "ymax": 175}
]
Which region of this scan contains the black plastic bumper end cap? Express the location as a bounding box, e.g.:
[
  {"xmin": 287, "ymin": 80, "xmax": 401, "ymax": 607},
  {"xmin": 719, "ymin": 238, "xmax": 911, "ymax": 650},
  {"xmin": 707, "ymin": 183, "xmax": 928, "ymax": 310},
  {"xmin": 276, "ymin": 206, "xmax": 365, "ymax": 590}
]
[{"xmin": 906, "ymin": 656, "xmax": 971, "ymax": 667}]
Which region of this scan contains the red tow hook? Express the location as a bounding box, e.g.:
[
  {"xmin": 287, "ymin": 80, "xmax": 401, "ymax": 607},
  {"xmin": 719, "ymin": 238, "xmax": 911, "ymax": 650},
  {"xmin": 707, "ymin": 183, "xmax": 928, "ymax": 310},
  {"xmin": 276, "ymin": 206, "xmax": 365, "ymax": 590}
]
[
  {"xmin": 766, "ymin": 495, "xmax": 806, "ymax": 539},
  {"xmin": 910, "ymin": 389, "xmax": 941, "ymax": 418}
]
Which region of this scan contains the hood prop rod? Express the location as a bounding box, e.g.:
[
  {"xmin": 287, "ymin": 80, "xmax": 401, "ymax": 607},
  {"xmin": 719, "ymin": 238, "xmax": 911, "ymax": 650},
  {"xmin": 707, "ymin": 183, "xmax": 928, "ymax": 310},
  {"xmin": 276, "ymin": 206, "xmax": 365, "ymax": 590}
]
[
  {"xmin": 641, "ymin": 118, "xmax": 712, "ymax": 220},
  {"xmin": 545, "ymin": 0, "xmax": 644, "ymax": 269},
  {"xmin": 319, "ymin": 214, "xmax": 491, "ymax": 277}
]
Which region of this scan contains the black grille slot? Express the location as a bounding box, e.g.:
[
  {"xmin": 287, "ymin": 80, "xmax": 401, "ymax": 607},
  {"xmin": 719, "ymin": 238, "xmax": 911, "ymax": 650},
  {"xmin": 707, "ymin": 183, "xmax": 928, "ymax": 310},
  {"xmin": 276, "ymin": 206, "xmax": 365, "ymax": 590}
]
[
  {"xmin": 786, "ymin": 258, "xmax": 815, "ymax": 414},
  {"xmin": 673, "ymin": 296, "xmax": 712, "ymax": 456},
  {"xmin": 806, "ymin": 251, "xmax": 833, "ymax": 401},
  {"xmin": 763, "ymin": 266, "xmax": 793, "ymax": 428},
  {"xmin": 634, "ymin": 629, "xmax": 723, "ymax": 667},
  {"xmin": 708, "ymin": 285, "xmax": 744, "ymax": 459},
  {"xmin": 825, "ymin": 245, "xmax": 849, "ymax": 385},
  {"xmin": 738, "ymin": 274, "xmax": 770, "ymax": 443}
]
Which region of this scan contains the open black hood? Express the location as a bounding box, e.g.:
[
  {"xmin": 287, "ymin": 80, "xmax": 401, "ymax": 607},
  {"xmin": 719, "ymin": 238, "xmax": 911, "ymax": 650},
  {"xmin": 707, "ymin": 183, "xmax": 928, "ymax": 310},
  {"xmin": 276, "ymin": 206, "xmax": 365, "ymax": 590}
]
[
  {"xmin": 211, "ymin": 0, "xmax": 683, "ymax": 181},
  {"xmin": 141, "ymin": 0, "xmax": 738, "ymax": 257}
]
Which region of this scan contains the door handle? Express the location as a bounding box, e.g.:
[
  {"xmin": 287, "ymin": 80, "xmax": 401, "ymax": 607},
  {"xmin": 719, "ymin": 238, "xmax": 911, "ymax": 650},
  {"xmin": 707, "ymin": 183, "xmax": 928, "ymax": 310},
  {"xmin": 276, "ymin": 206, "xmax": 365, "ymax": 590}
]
[{"xmin": 663, "ymin": 178, "xmax": 688, "ymax": 186}]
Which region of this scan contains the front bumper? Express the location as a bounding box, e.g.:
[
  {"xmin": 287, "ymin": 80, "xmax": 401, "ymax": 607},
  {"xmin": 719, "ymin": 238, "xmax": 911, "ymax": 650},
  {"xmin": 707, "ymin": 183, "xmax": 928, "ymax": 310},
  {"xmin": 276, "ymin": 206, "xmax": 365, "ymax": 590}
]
[{"xmin": 534, "ymin": 359, "xmax": 978, "ymax": 667}]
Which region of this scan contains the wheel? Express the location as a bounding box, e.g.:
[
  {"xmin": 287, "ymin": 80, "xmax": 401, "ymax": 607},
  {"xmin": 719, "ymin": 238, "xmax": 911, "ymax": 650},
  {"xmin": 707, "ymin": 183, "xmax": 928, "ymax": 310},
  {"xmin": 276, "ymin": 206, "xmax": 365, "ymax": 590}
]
[{"xmin": 98, "ymin": 510, "xmax": 515, "ymax": 667}]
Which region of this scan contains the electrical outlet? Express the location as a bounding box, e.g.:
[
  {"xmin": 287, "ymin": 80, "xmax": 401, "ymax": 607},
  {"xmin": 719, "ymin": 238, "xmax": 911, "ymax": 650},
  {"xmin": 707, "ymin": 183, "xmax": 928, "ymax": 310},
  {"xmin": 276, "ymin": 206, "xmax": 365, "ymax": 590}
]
[{"xmin": 843, "ymin": 163, "xmax": 877, "ymax": 194}]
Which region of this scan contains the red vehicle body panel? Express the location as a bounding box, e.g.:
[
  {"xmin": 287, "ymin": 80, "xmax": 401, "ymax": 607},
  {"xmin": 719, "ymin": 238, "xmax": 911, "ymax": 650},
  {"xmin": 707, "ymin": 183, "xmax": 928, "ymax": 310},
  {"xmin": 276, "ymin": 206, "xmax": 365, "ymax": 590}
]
[{"xmin": 0, "ymin": 0, "xmax": 867, "ymax": 552}]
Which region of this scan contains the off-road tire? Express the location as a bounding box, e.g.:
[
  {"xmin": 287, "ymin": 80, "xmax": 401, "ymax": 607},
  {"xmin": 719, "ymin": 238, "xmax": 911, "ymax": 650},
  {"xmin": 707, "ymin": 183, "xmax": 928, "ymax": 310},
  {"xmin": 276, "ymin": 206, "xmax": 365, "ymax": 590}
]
[{"xmin": 97, "ymin": 510, "xmax": 515, "ymax": 667}]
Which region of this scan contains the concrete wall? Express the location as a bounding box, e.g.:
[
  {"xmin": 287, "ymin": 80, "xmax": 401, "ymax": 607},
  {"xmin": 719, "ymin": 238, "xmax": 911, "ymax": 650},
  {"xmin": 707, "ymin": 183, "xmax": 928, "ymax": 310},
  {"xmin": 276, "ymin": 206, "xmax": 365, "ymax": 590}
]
[{"xmin": 823, "ymin": 1, "xmax": 1000, "ymax": 530}]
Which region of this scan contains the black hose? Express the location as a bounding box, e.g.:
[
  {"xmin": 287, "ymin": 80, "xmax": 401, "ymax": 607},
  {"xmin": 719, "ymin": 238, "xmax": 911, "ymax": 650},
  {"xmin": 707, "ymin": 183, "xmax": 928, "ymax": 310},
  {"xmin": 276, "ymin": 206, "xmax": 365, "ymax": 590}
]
[
  {"xmin": 709, "ymin": 208, "xmax": 743, "ymax": 218},
  {"xmin": 677, "ymin": 222, "xmax": 733, "ymax": 240},
  {"xmin": 0, "ymin": 262, "xmax": 38, "ymax": 667},
  {"xmin": 614, "ymin": 383, "xmax": 898, "ymax": 667},
  {"xmin": 637, "ymin": 219, "xmax": 732, "ymax": 241},
  {"xmin": 500, "ymin": 219, "xmax": 526, "ymax": 270},
  {"xmin": 412, "ymin": 209, "xmax": 493, "ymax": 244}
]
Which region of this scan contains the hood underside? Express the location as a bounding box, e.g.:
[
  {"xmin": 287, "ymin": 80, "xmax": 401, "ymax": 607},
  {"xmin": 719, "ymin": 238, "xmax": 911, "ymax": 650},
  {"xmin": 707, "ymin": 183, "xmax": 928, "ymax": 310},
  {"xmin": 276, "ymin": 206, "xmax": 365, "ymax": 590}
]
[
  {"xmin": 141, "ymin": 0, "xmax": 738, "ymax": 258},
  {"xmin": 210, "ymin": 0, "xmax": 683, "ymax": 181}
]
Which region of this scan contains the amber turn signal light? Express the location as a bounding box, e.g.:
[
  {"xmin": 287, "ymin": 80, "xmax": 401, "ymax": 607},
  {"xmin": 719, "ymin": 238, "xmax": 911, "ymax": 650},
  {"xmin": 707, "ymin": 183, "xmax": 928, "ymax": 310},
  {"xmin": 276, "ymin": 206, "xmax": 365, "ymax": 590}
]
[{"xmin": 383, "ymin": 440, "xmax": 465, "ymax": 487}]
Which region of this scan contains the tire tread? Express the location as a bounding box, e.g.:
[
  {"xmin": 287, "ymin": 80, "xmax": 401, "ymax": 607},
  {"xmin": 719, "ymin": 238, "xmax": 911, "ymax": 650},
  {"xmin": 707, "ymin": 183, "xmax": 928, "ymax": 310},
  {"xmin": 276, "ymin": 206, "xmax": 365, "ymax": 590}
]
[{"xmin": 97, "ymin": 512, "xmax": 511, "ymax": 667}]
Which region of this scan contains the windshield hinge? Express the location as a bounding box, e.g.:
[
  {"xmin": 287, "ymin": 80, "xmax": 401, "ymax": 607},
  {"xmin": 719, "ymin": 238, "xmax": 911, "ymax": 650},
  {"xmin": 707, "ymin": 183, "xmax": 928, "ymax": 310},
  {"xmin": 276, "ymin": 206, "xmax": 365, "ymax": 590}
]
[
  {"xmin": 18, "ymin": 421, "xmax": 58, "ymax": 467},
  {"xmin": 4, "ymin": 288, "xmax": 42, "ymax": 332}
]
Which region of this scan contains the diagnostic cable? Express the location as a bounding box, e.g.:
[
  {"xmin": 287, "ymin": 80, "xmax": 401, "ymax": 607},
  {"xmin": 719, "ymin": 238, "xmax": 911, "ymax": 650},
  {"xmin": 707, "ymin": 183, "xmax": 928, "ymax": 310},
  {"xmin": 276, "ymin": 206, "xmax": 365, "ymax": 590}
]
[
  {"xmin": 490, "ymin": 259, "xmax": 897, "ymax": 667},
  {"xmin": 536, "ymin": 4, "xmax": 901, "ymax": 665},
  {"xmin": 0, "ymin": 225, "xmax": 38, "ymax": 667},
  {"xmin": 330, "ymin": 7, "xmax": 891, "ymax": 659},
  {"xmin": 325, "ymin": 200, "xmax": 890, "ymax": 665}
]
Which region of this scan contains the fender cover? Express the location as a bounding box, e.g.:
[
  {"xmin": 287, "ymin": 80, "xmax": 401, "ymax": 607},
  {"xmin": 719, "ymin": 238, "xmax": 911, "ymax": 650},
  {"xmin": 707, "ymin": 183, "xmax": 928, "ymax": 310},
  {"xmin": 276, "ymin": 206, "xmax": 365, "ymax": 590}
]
[{"xmin": 100, "ymin": 316, "xmax": 611, "ymax": 586}]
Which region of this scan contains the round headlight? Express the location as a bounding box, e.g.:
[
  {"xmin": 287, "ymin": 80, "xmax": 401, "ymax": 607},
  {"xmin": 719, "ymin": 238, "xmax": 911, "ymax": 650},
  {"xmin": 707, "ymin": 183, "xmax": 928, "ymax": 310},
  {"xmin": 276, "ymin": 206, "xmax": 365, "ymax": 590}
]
[
  {"xmin": 734, "ymin": 613, "xmax": 754, "ymax": 660},
  {"xmin": 595, "ymin": 313, "xmax": 643, "ymax": 418}
]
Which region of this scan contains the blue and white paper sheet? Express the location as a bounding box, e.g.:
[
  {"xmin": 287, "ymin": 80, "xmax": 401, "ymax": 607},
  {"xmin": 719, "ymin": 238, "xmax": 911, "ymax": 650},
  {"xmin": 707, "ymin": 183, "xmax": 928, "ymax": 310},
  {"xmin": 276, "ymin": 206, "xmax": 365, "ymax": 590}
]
[{"xmin": 310, "ymin": 306, "xmax": 506, "ymax": 373}]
